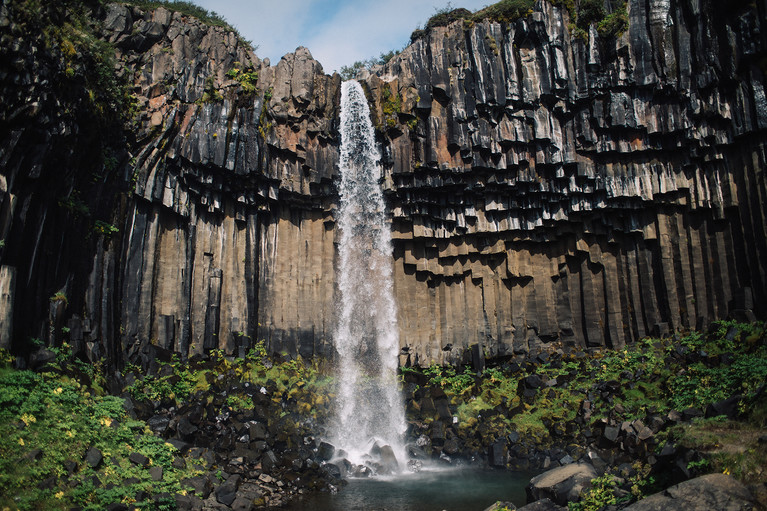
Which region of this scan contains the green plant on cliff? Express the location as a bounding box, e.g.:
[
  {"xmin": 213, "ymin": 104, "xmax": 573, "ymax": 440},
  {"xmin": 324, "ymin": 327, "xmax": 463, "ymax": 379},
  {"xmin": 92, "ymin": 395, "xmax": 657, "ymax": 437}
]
[
  {"xmin": 381, "ymin": 83, "xmax": 403, "ymax": 129},
  {"xmin": 126, "ymin": 0, "xmax": 254, "ymax": 48},
  {"xmin": 199, "ymin": 76, "xmax": 223, "ymax": 103},
  {"xmin": 411, "ymin": 0, "xmax": 627, "ymax": 43},
  {"xmin": 92, "ymin": 220, "xmax": 119, "ymax": 239},
  {"xmin": 226, "ymin": 62, "xmax": 259, "ymax": 94},
  {"xmin": 339, "ymin": 49, "xmax": 402, "ymax": 80},
  {"xmin": 472, "ymin": 0, "xmax": 535, "ymax": 23}
]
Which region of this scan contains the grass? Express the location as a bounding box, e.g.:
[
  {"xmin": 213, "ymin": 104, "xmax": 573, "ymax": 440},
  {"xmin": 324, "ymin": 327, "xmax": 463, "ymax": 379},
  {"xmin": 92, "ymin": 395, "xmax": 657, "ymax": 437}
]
[
  {"xmin": 671, "ymin": 412, "xmax": 767, "ymax": 484},
  {"xmin": 0, "ymin": 340, "xmax": 339, "ymax": 510}
]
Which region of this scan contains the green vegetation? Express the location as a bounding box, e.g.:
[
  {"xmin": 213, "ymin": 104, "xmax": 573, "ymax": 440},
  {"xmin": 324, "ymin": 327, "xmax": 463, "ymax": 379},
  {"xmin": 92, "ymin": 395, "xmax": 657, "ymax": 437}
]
[
  {"xmin": 8, "ymin": 0, "xmax": 138, "ymax": 128},
  {"xmin": 124, "ymin": 342, "xmax": 333, "ymax": 420},
  {"xmin": 92, "ymin": 220, "xmax": 119, "ymax": 239},
  {"xmin": 0, "ymin": 349, "xmax": 203, "ymax": 511},
  {"xmin": 559, "ymin": 0, "xmax": 629, "ymax": 40},
  {"xmin": 412, "ymin": 1, "xmax": 534, "ymax": 42},
  {"xmin": 380, "ymin": 83, "xmax": 403, "ymax": 129},
  {"xmin": 410, "ymin": 0, "xmax": 628, "ymax": 42},
  {"xmin": 339, "ymin": 50, "xmax": 402, "ymax": 80},
  {"xmin": 50, "ymin": 292, "xmax": 69, "ymax": 307},
  {"xmin": 199, "ymin": 76, "xmax": 223, "ymax": 103},
  {"xmin": 404, "ymin": 320, "xmax": 767, "ymax": 472},
  {"xmin": 226, "ymin": 62, "xmax": 259, "ymax": 94},
  {"xmin": 125, "ymin": 0, "xmax": 253, "ymax": 48}
]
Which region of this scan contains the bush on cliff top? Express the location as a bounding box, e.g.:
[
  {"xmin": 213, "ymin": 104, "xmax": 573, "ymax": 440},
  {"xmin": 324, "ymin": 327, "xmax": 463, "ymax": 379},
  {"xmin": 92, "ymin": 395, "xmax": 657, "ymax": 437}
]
[{"xmin": 411, "ymin": 0, "xmax": 628, "ymax": 43}]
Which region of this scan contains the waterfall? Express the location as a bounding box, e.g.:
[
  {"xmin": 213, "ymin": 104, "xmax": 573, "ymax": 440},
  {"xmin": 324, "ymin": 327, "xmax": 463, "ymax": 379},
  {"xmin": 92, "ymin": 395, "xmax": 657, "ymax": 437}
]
[{"xmin": 331, "ymin": 80, "xmax": 405, "ymax": 469}]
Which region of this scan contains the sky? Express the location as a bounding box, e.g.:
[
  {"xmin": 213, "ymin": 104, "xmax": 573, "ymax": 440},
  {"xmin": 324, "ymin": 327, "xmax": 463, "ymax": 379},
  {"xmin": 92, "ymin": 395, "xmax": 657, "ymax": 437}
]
[{"xmin": 191, "ymin": 0, "xmax": 493, "ymax": 73}]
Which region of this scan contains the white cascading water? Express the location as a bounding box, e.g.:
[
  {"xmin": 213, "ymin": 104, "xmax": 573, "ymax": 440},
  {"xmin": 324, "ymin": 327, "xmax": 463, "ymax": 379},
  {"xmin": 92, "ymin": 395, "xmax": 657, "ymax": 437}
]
[{"xmin": 331, "ymin": 80, "xmax": 406, "ymax": 468}]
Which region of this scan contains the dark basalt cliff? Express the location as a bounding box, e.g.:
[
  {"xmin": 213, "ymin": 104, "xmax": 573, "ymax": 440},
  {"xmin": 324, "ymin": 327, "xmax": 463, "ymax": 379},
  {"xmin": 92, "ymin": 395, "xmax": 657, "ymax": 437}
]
[{"xmin": 0, "ymin": 0, "xmax": 765, "ymax": 369}]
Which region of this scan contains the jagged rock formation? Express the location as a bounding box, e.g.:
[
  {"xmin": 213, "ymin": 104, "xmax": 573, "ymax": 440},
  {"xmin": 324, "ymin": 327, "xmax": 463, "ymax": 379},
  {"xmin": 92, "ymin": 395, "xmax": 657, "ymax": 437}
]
[
  {"xmin": 371, "ymin": 0, "xmax": 767, "ymax": 364},
  {"xmin": 0, "ymin": 0, "xmax": 765, "ymax": 367}
]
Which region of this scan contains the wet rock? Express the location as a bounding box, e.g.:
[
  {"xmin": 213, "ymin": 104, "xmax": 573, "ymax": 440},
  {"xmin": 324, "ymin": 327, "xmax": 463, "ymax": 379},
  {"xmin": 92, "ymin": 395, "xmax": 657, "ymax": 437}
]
[
  {"xmin": 526, "ymin": 462, "xmax": 598, "ymax": 506},
  {"xmin": 316, "ymin": 441, "xmax": 335, "ymax": 461},
  {"xmin": 407, "ymin": 459, "xmax": 423, "ymax": 473},
  {"xmin": 516, "ymin": 498, "xmax": 566, "ymax": 510},
  {"xmin": 488, "ymin": 440, "xmax": 507, "ymax": 468},
  {"xmin": 378, "ymin": 444, "xmax": 399, "ymax": 474},
  {"xmin": 623, "ymin": 473, "xmax": 757, "ymax": 510}
]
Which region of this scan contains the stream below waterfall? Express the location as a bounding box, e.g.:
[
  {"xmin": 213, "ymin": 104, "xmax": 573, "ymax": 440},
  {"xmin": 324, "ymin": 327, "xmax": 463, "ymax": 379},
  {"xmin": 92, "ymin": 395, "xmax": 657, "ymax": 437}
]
[{"xmin": 283, "ymin": 468, "xmax": 533, "ymax": 511}]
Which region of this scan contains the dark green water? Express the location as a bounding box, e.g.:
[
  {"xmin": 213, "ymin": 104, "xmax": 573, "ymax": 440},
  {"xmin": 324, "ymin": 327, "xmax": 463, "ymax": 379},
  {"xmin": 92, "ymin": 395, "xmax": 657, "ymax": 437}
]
[{"xmin": 284, "ymin": 468, "xmax": 533, "ymax": 511}]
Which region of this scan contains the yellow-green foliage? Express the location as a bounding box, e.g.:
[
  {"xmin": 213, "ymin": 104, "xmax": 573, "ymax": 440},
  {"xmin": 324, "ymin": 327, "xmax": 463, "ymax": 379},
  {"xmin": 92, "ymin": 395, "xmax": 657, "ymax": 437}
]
[
  {"xmin": 0, "ymin": 353, "xmax": 204, "ymax": 510},
  {"xmin": 199, "ymin": 76, "xmax": 223, "ymax": 103},
  {"xmin": 381, "ymin": 83, "xmax": 403, "ymax": 129},
  {"xmin": 226, "ymin": 62, "xmax": 259, "ymax": 94}
]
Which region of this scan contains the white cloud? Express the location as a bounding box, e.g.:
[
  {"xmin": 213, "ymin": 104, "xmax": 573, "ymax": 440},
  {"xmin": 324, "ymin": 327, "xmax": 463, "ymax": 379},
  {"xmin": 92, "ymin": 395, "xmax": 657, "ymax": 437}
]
[{"xmin": 189, "ymin": 0, "xmax": 493, "ymax": 71}]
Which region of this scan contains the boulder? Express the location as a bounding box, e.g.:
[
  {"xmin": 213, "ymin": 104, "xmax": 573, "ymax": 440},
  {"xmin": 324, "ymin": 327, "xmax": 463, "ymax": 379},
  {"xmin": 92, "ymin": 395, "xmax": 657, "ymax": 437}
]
[
  {"xmin": 623, "ymin": 473, "xmax": 756, "ymax": 510},
  {"xmin": 317, "ymin": 441, "xmax": 335, "ymax": 461},
  {"xmin": 516, "ymin": 499, "xmax": 566, "ymax": 510},
  {"xmin": 215, "ymin": 474, "xmax": 241, "ymax": 506},
  {"xmin": 128, "ymin": 452, "xmax": 150, "ymax": 467},
  {"xmin": 483, "ymin": 501, "xmax": 516, "ymax": 511},
  {"xmin": 85, "ymin": 446, "xmax": 103, "ymax": 469},
  {"xmin": 526, "ymin": 462, "xmax": 598, "ymax": 506},
  {"xmin": 378, "ymin": 444, "xmax": 399, "ymax": 474}
]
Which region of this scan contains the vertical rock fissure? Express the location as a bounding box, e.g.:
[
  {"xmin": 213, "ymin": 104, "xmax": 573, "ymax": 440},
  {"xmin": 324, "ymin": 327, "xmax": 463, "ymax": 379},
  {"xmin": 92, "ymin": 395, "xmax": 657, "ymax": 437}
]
[{"xmin": 330, "ymin": 80, "xmax": 406, "ymax": 466}]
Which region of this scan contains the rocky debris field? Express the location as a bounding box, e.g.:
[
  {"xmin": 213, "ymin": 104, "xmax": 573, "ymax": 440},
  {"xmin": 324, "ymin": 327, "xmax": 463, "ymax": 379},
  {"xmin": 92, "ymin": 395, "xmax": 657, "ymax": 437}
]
[{"xmin": 1, "ymin": 320, "xmax": 766, "ymax": 510}]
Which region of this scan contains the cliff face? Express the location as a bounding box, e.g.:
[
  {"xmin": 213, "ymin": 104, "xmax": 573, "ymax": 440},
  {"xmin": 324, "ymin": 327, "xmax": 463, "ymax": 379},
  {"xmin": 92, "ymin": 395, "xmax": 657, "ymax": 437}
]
[
  {"xmin": 0, "ymin": 0, "xmax": 765, "ymax": 367},
  {"xmin": 370, "ymin": 0, "xmax": 767, "ymax": 364}
]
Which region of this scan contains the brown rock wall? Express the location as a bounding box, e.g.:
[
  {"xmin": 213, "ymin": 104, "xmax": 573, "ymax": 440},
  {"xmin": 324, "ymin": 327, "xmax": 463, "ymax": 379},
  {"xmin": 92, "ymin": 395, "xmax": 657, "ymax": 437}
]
[
  {"xmin": 0, "ymin": 0, "xmax": 765, "ymax": 366},
  {"xmin": 370, "ymin": 0, "xmax": 767, "ymax": 362}
]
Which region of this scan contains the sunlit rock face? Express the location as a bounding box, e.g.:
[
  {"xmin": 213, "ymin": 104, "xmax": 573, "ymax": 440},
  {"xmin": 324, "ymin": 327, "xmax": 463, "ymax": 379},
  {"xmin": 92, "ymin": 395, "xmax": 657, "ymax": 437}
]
[
  {"xmin": 363, "ymin": 0, "xmax": 767, "ymax": 364},
  {"xmin": 0, "ymin": 1, "xmax": 765, "ymax": 367}
]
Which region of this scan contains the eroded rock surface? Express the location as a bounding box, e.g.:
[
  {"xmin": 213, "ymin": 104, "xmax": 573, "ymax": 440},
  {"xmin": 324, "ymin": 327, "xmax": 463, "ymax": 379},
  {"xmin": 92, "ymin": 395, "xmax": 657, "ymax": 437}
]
[
  {"xmin": 0, "ymin": 0, "xmax": 765, "ymax": 366},
  {"xmin": 622, "ymin": 473, "xmax": 758, "ymax": 510},
  {"xmin": 369, "ymin": 0, "xmax": 767, "ymax": 364}
]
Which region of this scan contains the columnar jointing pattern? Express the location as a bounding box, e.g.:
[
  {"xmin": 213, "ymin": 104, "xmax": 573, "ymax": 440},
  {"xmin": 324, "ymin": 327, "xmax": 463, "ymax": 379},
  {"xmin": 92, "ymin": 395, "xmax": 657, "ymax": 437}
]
[{"xmin": 331, "ymin": 81, "xmax": 405, "ymax": 462}]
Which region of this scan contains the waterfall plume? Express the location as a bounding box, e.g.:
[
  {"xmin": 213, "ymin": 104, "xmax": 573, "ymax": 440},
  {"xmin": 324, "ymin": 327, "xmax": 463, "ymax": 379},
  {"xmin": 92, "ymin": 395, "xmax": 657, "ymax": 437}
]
[{"xmin": 330, "ymin": 80, "xmax": 406, "ymax": 467}]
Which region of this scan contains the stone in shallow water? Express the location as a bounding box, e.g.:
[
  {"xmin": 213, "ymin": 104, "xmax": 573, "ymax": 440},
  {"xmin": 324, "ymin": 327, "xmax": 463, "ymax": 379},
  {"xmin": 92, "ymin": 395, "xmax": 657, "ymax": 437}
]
[
  {"xmin": 407, "ymin": 459, "xmax": 423, "ymax": 472},
  {"xmin": 378, "ymin": 444, "xmax": 399, "ymax": 474}
]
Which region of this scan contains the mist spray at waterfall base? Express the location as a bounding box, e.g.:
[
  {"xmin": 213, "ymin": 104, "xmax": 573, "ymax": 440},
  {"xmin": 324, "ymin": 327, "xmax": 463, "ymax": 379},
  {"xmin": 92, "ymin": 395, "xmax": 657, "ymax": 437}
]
[{"xmin": 328, "ymin": 80, "xmax": 407, "ymax": 473}]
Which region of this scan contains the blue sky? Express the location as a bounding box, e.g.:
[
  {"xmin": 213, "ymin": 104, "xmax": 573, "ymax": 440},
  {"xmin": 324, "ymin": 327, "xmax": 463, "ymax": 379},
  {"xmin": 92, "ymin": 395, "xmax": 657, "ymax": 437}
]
[{"xmin": 191, "ymin": 0, "xmax": 493, "ymax": 73}]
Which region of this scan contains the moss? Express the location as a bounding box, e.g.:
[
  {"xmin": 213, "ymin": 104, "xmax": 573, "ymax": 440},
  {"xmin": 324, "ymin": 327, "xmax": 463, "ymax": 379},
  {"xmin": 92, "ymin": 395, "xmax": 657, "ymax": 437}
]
[{"xmin": 198, "ymin": 76, "xmax": 223, "ymax": 103}]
